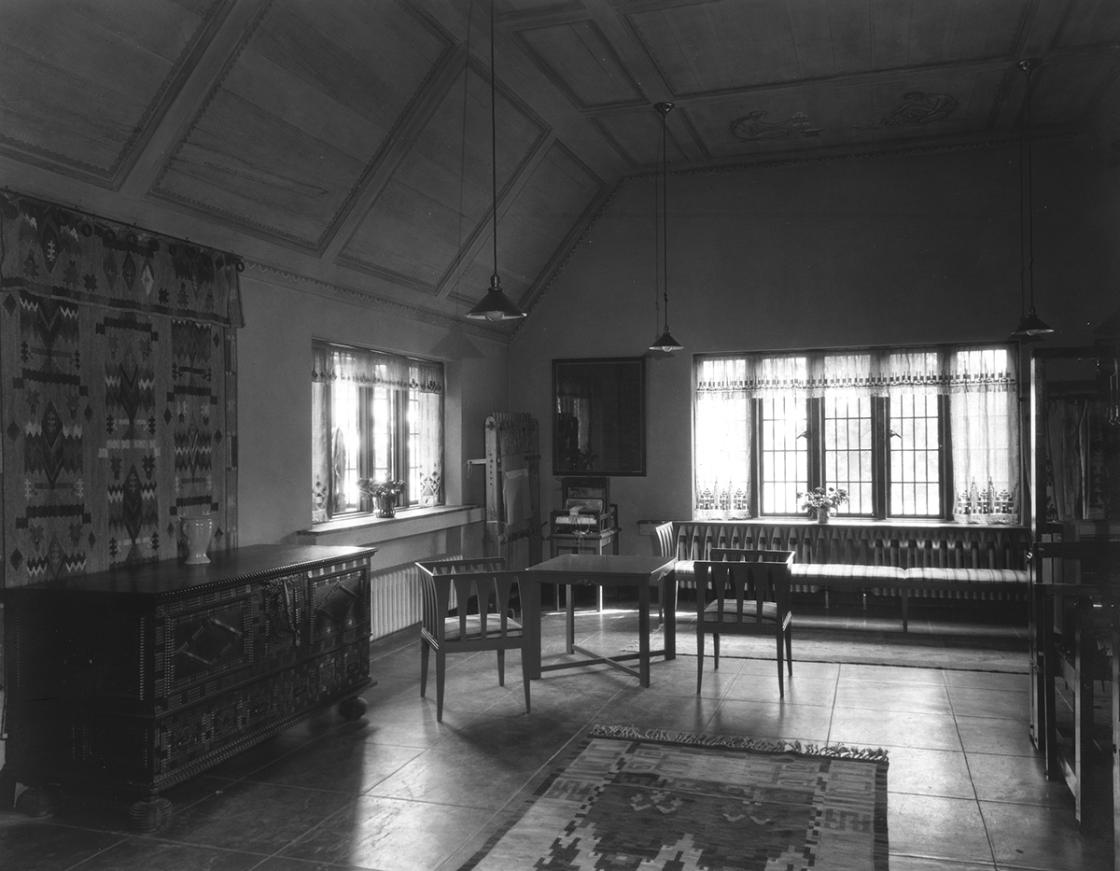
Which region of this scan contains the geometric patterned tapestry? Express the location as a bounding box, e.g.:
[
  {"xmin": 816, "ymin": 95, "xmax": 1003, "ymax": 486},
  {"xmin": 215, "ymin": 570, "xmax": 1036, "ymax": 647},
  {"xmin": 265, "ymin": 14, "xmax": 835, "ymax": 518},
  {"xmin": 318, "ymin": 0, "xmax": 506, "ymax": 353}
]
[{"xmin": 0, "ymin": 191, "xmax": 242, "ymax": 587}]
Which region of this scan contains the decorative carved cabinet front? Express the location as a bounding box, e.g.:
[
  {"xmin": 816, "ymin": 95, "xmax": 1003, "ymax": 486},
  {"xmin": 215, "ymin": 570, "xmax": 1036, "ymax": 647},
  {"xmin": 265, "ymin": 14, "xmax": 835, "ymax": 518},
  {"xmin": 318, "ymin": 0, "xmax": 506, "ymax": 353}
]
[{"xmin": 1, "ymin": 544, "xmax": 375, "ymax": 828}]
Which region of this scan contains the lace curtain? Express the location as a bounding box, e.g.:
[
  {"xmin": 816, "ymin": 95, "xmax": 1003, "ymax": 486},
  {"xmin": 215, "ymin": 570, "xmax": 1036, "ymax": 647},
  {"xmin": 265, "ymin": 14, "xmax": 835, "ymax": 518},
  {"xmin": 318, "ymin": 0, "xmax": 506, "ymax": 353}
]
[
  {"xmin": 693, "ymin": 346, "xmax": 1019, "ymax": 523},
  {"xmin": 311, "ymin": 344, "xmax": 443, "ymax": 520},
  {"xmin": 414, "ymin": 382, "xmax": 443, "ymax": 507},
  {"xmin": 947, "ymin": 348, "xmax": 1019, "ymax": 523},
  {"xmin": 695, "ymin": 358, "xmax": 750, "ymax": 518}
]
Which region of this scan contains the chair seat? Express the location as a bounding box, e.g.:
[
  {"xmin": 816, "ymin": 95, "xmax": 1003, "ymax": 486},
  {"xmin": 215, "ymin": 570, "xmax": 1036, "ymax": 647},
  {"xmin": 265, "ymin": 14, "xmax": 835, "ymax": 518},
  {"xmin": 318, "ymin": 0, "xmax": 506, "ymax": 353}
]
[
  {"xmin": 702, "ymin": 599, "xmax": 779, "ymax": 623},
  {"xmin": 442, "ymin": 615, "xmax": 523, "ymax": 641}
]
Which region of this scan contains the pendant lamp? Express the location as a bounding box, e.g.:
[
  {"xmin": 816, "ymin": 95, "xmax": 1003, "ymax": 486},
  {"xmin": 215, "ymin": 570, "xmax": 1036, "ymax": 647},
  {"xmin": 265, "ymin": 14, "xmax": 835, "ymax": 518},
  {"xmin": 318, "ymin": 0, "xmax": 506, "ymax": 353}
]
[
  {"xmin": 1010, "ymin": 59, "xmax": 1054, "ymax": 340},
  {"xmin": 649, "ymin": 101, "xmax": 683, "ymax": 353},
  {"xmin": 466, "ymin": 1, "xmax": 526, "ymax": 322}
]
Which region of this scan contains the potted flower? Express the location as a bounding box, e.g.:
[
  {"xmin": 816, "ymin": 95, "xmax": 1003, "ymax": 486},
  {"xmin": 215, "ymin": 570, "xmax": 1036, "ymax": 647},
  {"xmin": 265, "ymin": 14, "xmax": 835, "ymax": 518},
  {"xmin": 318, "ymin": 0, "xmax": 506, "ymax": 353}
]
[
  {"xmin": 797, "ymin": 486, "xmax": 848, "ymax": 524},
  {"xmin": 358, "ymin": 478, "xmax": 405, "ymax": 518}
]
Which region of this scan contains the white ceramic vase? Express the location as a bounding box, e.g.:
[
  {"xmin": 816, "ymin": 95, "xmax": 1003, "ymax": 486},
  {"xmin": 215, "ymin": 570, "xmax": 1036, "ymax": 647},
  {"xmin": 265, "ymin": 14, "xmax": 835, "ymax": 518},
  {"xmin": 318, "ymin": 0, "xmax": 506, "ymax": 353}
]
[{"xmin": 182, "ymin": 514, "xmax": 215, "ymax": 565}]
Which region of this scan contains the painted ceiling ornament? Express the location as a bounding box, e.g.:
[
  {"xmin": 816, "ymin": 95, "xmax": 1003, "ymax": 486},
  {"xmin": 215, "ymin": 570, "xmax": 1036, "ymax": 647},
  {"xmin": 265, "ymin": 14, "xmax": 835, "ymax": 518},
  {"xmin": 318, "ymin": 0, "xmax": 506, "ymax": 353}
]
[
  {"xmin": 881, "ymin": 91, "xmax": 959, "ymax": 127},
  {"xmin": 731, "ymin": 110, "xmax": 821, "ymax": 141}
]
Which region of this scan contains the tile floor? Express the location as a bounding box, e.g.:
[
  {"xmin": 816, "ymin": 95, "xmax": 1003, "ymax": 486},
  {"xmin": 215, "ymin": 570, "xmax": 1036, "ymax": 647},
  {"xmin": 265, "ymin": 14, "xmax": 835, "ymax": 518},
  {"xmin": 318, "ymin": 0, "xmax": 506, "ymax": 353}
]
[{"xmin": 0, "ymin": 603, "xmax": 1114, "ymax": 871}]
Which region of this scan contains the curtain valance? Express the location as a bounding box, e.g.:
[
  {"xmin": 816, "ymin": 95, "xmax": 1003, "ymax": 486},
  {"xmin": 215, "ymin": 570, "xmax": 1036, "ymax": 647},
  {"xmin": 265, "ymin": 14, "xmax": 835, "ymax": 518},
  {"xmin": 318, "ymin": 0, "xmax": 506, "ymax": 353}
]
[
  {"xmin": 697, "ymin": 347, "xmax": 1017, "ymax": 398},
  {"xmin": 0, "ymin": 191, "xmax": 243, "ymax": 328},
  {"xmin": 312, "ymin": 344, "xmax": 444, "ymax": 394}
]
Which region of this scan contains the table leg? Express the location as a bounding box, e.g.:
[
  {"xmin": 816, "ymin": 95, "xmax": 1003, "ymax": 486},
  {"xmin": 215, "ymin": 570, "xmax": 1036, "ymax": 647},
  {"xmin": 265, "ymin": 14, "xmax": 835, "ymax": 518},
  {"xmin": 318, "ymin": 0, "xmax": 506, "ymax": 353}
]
[
  {"xmin": 1041, "ymin": 591, "xmax": 1058, "ymax": 779},
  {"xmin": 662, "ymin": 572, "xmax": 677, "ymax": 661},
  {"xmin": 523, "ymin": 577, "xmax": 541, "ymax": 680},
  {"xmin": 1073, "ymin": 598, "xmax": 1093, "ymax": 826},
  {"xmin": 566, "ymin": 584, "xmax": 576, "ymax": 654},
  {"xmin": 638, "ymin": 580, "xmax": 650, "ymax": 687}
]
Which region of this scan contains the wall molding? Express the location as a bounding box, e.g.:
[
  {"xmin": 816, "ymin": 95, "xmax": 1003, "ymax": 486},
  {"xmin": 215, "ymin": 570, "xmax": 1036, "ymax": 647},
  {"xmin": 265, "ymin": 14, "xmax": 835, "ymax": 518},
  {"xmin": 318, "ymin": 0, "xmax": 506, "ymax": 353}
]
[{"xmin": 242, "ymin": 260, "xmax": 507, "ymax": 341}]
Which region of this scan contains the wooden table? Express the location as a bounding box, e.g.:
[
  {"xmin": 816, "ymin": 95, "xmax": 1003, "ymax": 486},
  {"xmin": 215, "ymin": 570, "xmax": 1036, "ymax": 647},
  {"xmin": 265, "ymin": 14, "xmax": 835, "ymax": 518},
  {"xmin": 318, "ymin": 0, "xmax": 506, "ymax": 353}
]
[{"xmin": 522, "ymin": 553, "xmax": 676, "ymax": 687}]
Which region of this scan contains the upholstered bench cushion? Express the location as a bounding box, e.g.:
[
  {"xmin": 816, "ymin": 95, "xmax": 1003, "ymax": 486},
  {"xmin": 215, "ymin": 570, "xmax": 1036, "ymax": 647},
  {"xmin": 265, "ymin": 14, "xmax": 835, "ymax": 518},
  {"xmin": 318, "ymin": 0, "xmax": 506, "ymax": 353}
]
[
  {"xmin": 676, "ymin": 559, "xmax": 823, "ymax": 593},
  {"xmin": 901, "ymin": 567, "xmax": 1030, "ymax": 600},
  {"xmin": 674, "ymin": 559, "xmax": 806, "ymax": 593},
  {"xmin": 673, "ymin": 556, "xmax": 1029, "ymax": 601},
  {"xmin": 674, "ymin": 559, "xmax": 696, "ymax": 587},
  {"xmin": 903, "ymin": 567, "xmax": 1029, "ymax": 584},
  {"xmin": 790, "ymin": 564, "xmax": 1029, "ymax": 598},
  {"xmin": 789, "ymin": 563, "xmax": 904, "ymax": 596},
  {"xmin": 790, "ymin": 564, "xmax": 906, "ymax": 583},
  {"xmin": 683, "ymin": 561, "xmax": 906, "ymax": 592}
]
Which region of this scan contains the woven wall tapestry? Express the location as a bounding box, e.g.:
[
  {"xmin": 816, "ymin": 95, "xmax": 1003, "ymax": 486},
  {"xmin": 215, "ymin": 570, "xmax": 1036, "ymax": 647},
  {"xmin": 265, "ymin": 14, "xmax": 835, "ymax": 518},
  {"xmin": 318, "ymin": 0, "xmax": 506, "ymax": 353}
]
[{"xmin": 0, "ymin": 191, "xmax": 242, "ymax": 587}]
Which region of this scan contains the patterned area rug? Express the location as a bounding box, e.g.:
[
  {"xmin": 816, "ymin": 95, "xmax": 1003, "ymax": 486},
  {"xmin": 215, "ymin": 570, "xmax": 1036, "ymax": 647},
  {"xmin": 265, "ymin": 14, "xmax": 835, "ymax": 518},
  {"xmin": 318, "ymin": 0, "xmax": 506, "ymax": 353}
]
[{"xmin": 457, "ymin": 725, "xmax": 889, "ymax": 871}]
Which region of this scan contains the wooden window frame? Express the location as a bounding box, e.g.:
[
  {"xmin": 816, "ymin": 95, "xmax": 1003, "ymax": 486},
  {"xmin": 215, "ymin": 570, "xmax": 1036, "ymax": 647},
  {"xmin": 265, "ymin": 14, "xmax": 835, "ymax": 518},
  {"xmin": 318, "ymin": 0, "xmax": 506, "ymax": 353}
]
[{"xmin": 755, "ymin": 394, "xmax": 948, "ymax": 521}]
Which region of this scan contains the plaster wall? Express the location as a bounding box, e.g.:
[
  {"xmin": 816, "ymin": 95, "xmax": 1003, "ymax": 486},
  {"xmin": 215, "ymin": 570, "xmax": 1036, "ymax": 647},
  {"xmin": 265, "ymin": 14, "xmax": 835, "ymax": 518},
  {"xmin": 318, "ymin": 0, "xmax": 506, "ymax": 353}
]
[
  {"xmin": 510, "ymin": 139, "xmax": 1120, "ymax": 553},
  {"xmin": 236, "ymin": 276, "xmax": 509, "ymax": 547}
]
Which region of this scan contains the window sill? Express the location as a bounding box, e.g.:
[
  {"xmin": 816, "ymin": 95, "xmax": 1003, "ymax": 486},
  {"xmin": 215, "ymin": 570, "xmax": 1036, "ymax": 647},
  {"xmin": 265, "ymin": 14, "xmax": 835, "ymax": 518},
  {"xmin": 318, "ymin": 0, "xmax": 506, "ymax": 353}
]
[{"xmin": 298, "ymin": 504, "xmax": 485, "ymax": 546}]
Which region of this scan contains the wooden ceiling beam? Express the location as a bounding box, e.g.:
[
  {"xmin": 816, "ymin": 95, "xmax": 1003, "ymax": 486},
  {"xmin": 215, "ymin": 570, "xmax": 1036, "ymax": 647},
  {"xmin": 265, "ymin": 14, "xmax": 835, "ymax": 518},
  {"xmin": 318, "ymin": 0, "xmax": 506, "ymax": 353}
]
[
  {"xmin": 118, "ymin": 0, "xmax": 274, "ymax": 199},
  {"xmin": 319, "ymin": 44, "xmax": 468, "ymax": 261}
]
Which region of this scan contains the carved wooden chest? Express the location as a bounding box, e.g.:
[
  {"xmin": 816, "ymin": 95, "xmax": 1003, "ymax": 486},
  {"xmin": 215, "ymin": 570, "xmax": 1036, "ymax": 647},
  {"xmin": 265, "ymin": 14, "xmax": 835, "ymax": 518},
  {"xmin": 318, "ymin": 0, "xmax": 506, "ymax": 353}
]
[{"xmin": 0, "ymin": 543, "xmax": 376, "ymax": 829}]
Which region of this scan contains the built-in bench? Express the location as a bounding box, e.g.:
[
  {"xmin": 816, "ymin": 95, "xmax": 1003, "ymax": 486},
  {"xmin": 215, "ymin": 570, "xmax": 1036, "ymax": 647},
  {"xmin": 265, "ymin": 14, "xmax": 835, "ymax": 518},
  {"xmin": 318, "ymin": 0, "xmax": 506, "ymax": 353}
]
[{"xmin": 661, "ymin": 520, "xmax": 1032, "ymax": 631}]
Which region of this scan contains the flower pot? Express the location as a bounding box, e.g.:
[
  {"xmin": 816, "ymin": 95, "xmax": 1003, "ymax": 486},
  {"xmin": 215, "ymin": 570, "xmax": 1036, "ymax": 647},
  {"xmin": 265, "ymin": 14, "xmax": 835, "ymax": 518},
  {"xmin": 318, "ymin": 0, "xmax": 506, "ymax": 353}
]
[
  {"xmin": 182, "ymin": 514, "xmax": 214, "ymax": 565},
  {"xmin": 375, "ymin": 493, "xmax": 397, "ymax": 518}
]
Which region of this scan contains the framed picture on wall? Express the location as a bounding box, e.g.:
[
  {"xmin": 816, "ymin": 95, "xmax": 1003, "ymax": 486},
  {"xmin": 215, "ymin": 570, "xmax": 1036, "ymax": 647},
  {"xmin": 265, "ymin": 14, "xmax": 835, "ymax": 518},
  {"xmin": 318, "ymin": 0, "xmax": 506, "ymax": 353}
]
[{"xmin": 552, "ymin": 357, "xmax": 645, "ymax": 476}]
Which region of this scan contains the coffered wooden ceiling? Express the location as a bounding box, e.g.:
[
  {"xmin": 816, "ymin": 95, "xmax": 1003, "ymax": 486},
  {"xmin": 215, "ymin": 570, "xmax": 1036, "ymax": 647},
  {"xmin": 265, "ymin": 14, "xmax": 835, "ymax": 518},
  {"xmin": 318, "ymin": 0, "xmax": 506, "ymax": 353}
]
[{"xmin": 2, "ymin": 0, "xmax": 1119, "ymax": 332}]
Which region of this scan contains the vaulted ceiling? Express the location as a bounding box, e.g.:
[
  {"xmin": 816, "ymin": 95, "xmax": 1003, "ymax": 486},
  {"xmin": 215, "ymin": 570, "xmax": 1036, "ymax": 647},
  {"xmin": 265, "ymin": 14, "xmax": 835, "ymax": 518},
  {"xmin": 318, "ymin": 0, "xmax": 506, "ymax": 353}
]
[{"xmin": 3, "ymin": 0, "xmax": 1119, "ymax": 335}]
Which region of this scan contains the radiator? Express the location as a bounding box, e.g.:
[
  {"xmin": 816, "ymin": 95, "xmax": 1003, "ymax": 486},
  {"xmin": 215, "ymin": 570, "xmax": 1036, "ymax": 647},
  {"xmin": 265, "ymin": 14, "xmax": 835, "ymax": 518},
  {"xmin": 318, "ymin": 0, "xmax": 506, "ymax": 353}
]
[{"xmin": 369, "ymin": 554, "xmax": 458, "ymax": 640}]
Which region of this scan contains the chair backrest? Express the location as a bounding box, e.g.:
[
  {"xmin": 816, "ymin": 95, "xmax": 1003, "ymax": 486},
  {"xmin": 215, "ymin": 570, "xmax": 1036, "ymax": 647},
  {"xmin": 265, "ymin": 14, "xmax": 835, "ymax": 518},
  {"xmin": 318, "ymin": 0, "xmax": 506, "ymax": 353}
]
[
  {"xmin": 693, "ymin": 556, "xmax": 793, "ymax": 622},
  {"xmin": 675, "ymin": 520, "xmax": 1030, "ymax": 569},
  {"xmin": 709, "ymin": 548, "xmax": 795, "ymax": 564},
  {"xmin": 415, "ymin": 561, "xmax": 521, "ymax": 642},
  {"xmin": 652, "ymin": 522, "xmax": 676, "ymax": 559}
]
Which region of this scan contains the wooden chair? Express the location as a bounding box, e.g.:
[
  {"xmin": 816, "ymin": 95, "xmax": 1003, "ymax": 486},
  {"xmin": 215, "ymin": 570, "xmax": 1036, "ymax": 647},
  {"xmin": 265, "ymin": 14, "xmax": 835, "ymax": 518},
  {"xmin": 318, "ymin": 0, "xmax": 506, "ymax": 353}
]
[
  {"xmin": 694, "ymin": 549, "xmax": 795, "ymax": 696},
  {"xmin": 650, "ymin": 521, "xmax": 677, "ymax": 622},
  {"xmin": 415, "ymin": 558, "xmax": 530, "ymax": 721},
  {"xmin": 652, "ymin": 521, "xmax": 676, "ymax": 561}
]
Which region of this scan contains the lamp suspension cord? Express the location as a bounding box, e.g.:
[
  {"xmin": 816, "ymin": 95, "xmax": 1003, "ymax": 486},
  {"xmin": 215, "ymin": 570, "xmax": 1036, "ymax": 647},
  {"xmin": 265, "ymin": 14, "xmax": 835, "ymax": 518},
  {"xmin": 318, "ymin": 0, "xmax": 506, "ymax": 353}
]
[
  {"xmin": 455, "ymin": 0, "xmax": 475, "ymax": 304},
  {"xmin": 1023, "ymin": 61, "xmax": 1035, "ymax": 312},
  {"xmin": 1018, "ymin": 63, "xmax": 1028, "ymax": 318},
  {"xmin": 654, "ymin": 111, "xmax": 662, "ymax": 334},
  {"xmin": 489, "ymin": 0, "xmax": 499, "ymax": 282},
  {"xmin": 660, "ymin": 104, "xmax": 670, "ymax": 332}
]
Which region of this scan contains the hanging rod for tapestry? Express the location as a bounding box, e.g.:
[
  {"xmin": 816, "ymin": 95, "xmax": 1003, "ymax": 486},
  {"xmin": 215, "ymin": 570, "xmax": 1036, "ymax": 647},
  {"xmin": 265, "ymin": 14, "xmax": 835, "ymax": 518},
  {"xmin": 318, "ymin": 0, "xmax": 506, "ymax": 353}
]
[{"xmin": 1, "ymin": 187, "xmax": 245, "ymax": 270}]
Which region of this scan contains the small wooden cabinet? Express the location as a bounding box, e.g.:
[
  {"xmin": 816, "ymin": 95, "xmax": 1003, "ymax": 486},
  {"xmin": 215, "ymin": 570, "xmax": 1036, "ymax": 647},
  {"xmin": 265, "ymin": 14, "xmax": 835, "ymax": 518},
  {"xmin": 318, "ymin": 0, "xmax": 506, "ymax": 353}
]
[
  {"xmin": 0, "ymin": 544, "xmax": 376, "ymax": 829},
  {"xmin": 549, "ymin": 528, "xmax": 620, "ymax": 558}
]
